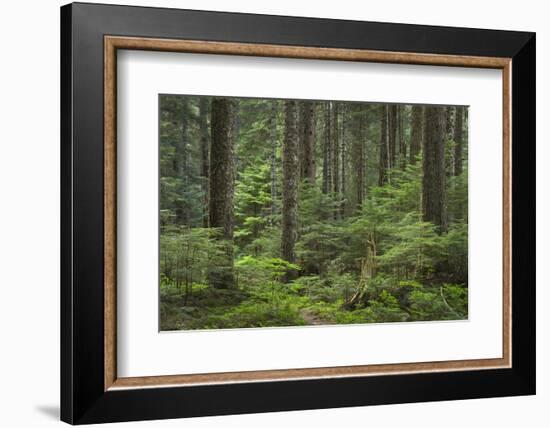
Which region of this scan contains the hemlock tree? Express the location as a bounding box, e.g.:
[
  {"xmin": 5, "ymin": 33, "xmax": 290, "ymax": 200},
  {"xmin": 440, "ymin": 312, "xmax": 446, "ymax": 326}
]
[
  {"xmin": 199, "ymin": 97, "xmax": 210, "ymax": 227},
  {"xmin": 388, "ymin": 104, "xmax": 398, "ymax": 171},
  {"xmin": 454, "ymin": 106, "xmax": 464, "ymax": 176},
  {"xmin": 422, "ymin": 106, "xmax": 447, "ymax": 234},
  {"xmin": 352, "ymin": 105, "xmax": 366, "ymax": 211},
  {"xmin": 445, "ymin": 106, "xmax": 454, "ymax": 141},
  {"xmin": 332, "ymin": 102, "xmax": 340, "ymax": 196},
  {"xmin": 378, "ymin": 105, "xmax": 389, "ymax": 185},
  {"xmin": 175, "ymin": 97, "xmax": 190, "ymax": 225},
  {"xmin": 209, "ymin": 97, "xmax": 238, "ymax": 288},
  {"xmin": 398, "ymin": 105, "xmax": 406, "ymax": 169},
  {"xmin": 340, "ymin": 104, "xmax": 347, "ymax": 216},
  {"xmin": 301, "ymin": 101, "xmax": 316, "ymax": 184},
  {"xmin": 281, "ymin": 100, "xmax": 299, "ymax": 275},
  {"xmin": 322, "ymin": 102, "xmax": 332, "ymax": 195},
  {"xmin": 269, "ymin": 100, "xmax": 279, "ymax": 223},
  {"xmin": 409, "ymin": 105, "xmax": 423, "ymax": 164}
]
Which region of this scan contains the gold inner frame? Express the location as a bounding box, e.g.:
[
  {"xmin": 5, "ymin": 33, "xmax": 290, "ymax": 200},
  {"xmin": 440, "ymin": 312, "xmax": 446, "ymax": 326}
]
[{"xmin": 104, "ymin": 35, "xmax": 512, "ymax": 391}]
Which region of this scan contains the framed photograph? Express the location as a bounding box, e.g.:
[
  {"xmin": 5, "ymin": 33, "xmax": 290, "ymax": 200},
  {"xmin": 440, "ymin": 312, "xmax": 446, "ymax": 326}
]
[{"xmin": 61, "ymin": 2, "xmax": 535, "ymax": 424}]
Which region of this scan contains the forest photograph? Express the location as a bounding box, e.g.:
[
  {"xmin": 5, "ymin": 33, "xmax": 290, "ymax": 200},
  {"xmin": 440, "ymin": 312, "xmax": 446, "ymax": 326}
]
[{"xmin": 159, "ymin": 94, "xmax": 468, "ymax": 331}]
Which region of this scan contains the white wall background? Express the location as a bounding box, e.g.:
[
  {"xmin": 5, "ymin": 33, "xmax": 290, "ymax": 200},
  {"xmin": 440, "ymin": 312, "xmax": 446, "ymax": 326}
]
[{"xmin": 0, "ymin": 0, "xmax": 545, "ymax": 426}]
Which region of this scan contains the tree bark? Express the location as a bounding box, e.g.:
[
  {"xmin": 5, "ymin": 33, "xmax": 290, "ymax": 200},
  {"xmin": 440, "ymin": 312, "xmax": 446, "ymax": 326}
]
[
  {"xmin": 301, "ymin": 101, "xmax": 316, "ymax": 184},
  {"xmin": 332, "ymin": 102, "xmax": 340, "ymax": 196},
  {"xmin": 269, "ymin": 100, "xmax": 278, "ymax": 224},
  {"xmin": 454, "ymin": 106, "xmax": 464, "ymax": 176},
  {"xmin": 398, "ymin": 106, "xmax": 406, "ymax": 169},
  {"xmin": 352, "ymin": 105, "xmax": 365, "ymax": 211},
  {"xmin": 445, "ymin": 106, "xmax": 454, "ymax": 141},
  {"xmin": 409, "ymin": 105, "xmax": 423, "ymax": 164},
  {"xmin": 388, "ymin": 104, "xmax": 398, "ymax": 171},
  {"xmin": 209, "ymin": 98, "xmax": 237, "ymax": 288},
  {"xmin": 340, "ymin": 104, "xmax": 347, "ymax": 217},
  {"xmin": 175, "ymin": 98, "xmax": 189, "ymax": 225},
  {"xmin": 378, "ymin": 105, "xmax": 389, "ymax": 186},
  {"xmin": 322, "ymin": 102, "xmax": 332, "ymax": 194},
  {"xmin": 281, "ymin": 100, "xmax": 299, "ymax": 273},
  {"xmin": 422, "ymin": 106, "xmax": 447, "ymax": 234},
  {"xmin": 297, "ymin": 103, "xmax": 305, "ymax": 179},
  {"xmin": 199, "ymin": 97, "xmax": 210, "ymax": 227}
]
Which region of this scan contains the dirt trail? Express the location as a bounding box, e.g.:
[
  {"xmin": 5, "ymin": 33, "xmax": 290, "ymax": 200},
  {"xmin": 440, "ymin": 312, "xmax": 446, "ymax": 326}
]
[{"xmin": 300, "ymin": 309, "xmax": 326, "ymax": 326}]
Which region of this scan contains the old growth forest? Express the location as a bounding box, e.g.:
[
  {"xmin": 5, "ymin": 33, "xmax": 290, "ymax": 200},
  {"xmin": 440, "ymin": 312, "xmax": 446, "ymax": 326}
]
[{"xmin": 160, "ymin": 95, "xmax": 468, "ymax": 331}]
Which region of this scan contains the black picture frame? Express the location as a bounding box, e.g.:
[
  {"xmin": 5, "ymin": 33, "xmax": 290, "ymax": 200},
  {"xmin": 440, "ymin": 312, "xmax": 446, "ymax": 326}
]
[{"xmin": 61, "ymin": 2, "xmax": 535, "ymax": 424}]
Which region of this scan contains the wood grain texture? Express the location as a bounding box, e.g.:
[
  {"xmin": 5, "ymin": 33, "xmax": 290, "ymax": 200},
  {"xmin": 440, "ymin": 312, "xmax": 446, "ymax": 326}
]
[
  {"xmin": 502, "ymin": 62, "xmax": 512, "ymax": 367},
  {"xmin": 105, "ymin": 36, "xmax": 510, "ymax": 68},
  {"xmin": 111, "ymin": 357, "xmax": 508, "ymax": 389},
  {"xmin": 104, "ymin": 37, "xmax": 117, "ymax": 391},
  {"xmin": 103, "ymin": 36, "xmax": 512, "ymax": 390}
]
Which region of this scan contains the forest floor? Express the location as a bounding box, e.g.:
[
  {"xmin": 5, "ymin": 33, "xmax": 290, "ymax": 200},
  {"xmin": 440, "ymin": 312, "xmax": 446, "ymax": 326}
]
[
  {"xmin": 300, "ymin": 308, "xmax": 331, "ymax": 326},
  {"xmin": 160, "ymin": 275, "xmax": 468, "ymax": 331},
  {"xmin": 160, "ymin": 283, "xmax": 345, "ymax": 331}
]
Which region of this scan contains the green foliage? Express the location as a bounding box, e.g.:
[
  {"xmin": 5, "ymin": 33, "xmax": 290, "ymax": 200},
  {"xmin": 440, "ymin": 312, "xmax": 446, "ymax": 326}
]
[
  {"xmin": 375, "ymin": 212, "xmax": 444, "ymax": 277},
  {"xmin": 236, "ymin": 255, "xmax": 300, "ymax": 285},
  {"xmin": 160, "ymin": 226, "xmax": 228, "ymax": 293},
  {"xmin": 234, "ymin": 162, "xmax": 274, "ymax": 253},
  {"xmin": 159, "ymin": 96, "xmax": 205, "ymax": 227},
  {"xmin": 448, "ymin": 169, "xmax": 468, "ymax": 222},
  {"xmin": 290, "ymin": 270, "xmax": 356, "ymax": 304},
  {"xmin": 363, "ymin": 291, "xmax": 409, "ymax": 323},
  {"xmin": 297, "ymin": 183, "xmax": 345, "ymax": 274},
  {"xmin": 159, "ymin": 96, "xmax": 469, "ymax": 331}
]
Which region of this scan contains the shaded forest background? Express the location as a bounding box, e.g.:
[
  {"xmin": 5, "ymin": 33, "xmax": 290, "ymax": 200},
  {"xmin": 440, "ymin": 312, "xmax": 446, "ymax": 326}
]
[{"xmin": 159, "ymin": 95, "xmax": 468, "ymax": 331}]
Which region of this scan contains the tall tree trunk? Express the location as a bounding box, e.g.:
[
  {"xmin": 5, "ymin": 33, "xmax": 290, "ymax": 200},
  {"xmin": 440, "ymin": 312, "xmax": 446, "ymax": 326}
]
[
  {"xmin": 322, "ymin": 102, "xmax": 332, "ymax": 194},
  {"xmin": 445, "ymin": 106, "xmax": 454, "ymax": 141},
  {"xmin": 409, "ymin": 105, "xmax": 423, "ymax": 164},
  {"xmin": 378, "ymin": 105, "xmax": 389, "ymax": 186},
  {"xmin": 422, "ymin": 106, "xmax": 447, "ymax": 234},
  {"xmin": 332, "ymin": 103, "xmax": 340, "ymax": 219},
  {"xmin": 445, "ymin": 107, "xmax": 454, "ymax": 178},
  {"xmin": 398, "ymin": 106, "xmax": 406, "ymax": 169},
  {"xmin": 454, "ymin": 106, "xmax": 464, "ymax": 176},
  {"xmin": 340, "ymin": 104, "xmax": 347, "ymax": 217},
  {"xmin": 281, "ymin": 100, "xmax": 299, "ymax": 277},
  {"xmin": 352, "ymin": 105, "xmax": 365, "ymax": 212},
  {"xmin": 269, "ymin": 100, "xmax": 278, "ymax": 224},
  {"xmin": 388, "ymin": 104, "xmax": 398, "ymax": 171},
  {"xmin": 176, "ymin": 98, "xmax": 189, "ymax": 225},
  {"xmin": 332, "ymin": 103, "xmax": 340, "ymax": 196},
  {"xmin": 199, "ymin": 97, "xmax": 210, "ymax": 227},
  {"xmin": 301, "ymin": 101, "xmax": 316, "ymax": 184},
  {"xmin": 297, "ymin": 103, "xmax": 306, "ymax": 179},
  {"xmin": 209, "ymin": 98, "xmax": 237, "ymax": 288}
]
